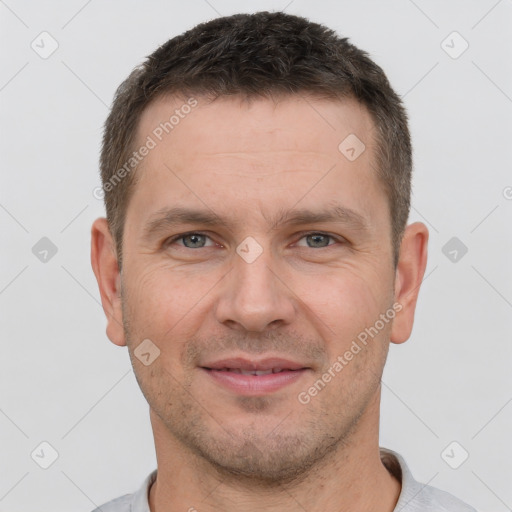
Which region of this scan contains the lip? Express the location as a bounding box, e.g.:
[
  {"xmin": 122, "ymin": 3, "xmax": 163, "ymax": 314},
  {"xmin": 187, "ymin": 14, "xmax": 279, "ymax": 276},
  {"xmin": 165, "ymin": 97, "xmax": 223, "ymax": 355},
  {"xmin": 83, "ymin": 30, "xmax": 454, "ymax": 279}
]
[
  {"xmin": 200, "ymin": 357, "xmax": 310, "ymax": 396},
  {"xmin": 202, "ymin": 357, "xmax": 307, "ymax": 372}
]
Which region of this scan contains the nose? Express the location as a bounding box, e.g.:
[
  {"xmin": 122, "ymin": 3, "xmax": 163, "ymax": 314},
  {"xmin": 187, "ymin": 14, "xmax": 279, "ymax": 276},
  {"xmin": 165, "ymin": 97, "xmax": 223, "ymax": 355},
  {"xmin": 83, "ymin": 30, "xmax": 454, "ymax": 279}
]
[{"xmin": 214, "ymin": 247, "xmax": 296, "ymax": 333}]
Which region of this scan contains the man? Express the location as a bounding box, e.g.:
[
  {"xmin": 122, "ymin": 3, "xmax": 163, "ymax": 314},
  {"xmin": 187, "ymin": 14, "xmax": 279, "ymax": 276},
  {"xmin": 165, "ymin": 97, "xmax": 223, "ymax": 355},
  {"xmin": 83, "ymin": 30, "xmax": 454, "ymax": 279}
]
[{"xmin": 91, "ymin": 11, "xmax": 476, "ymax": 512}]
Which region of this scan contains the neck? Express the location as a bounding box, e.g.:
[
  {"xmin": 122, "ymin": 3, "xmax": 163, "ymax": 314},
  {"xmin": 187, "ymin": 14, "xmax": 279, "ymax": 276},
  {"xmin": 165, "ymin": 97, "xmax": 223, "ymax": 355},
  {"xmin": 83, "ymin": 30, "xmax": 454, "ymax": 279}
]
[{"xmin": 148, "ymin": 392, "xmax": 400, "ymax": 512}]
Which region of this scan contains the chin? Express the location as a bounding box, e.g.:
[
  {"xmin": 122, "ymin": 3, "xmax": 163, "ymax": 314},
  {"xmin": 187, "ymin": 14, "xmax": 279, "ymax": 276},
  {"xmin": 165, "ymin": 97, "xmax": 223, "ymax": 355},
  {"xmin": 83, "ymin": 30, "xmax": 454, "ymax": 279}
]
[{"xmin": 173, "ymin": 417, "xmax": 343, "ymax": 486}]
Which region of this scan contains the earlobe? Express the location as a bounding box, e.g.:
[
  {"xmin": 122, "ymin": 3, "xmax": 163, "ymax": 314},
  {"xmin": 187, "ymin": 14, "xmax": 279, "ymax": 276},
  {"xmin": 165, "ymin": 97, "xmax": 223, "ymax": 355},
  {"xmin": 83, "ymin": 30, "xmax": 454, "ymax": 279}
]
[
  {"xmin": 390, "ymin": 222, "xmax": 429, "ymax": 345},
  {"xmin": 90, "ymin": 218, "xmax": 126, "ymax": 346}
]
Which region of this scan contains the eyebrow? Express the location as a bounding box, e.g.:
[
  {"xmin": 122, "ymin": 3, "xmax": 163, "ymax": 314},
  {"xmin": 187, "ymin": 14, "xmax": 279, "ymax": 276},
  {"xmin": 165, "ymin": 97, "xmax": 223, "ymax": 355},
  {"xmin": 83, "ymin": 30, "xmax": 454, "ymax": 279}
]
[
  {"xmin": 142, "ymin": 204, "xmax": 368, "ymax": 241},
  {"xmin": 267, "ymin": 205, "xmax": 368, "ymax": 232}
]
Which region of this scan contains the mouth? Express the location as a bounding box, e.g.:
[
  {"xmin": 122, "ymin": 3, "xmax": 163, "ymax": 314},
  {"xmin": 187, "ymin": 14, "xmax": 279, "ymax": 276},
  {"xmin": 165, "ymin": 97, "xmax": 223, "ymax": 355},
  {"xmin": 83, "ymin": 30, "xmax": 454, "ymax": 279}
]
[
  {"xmin": 200, "ymin": 357, "xmax": 310, "ymax": 396},
  {"xmin": 210, "ymin": 368, "xmax": 294, "ymax": 375}
]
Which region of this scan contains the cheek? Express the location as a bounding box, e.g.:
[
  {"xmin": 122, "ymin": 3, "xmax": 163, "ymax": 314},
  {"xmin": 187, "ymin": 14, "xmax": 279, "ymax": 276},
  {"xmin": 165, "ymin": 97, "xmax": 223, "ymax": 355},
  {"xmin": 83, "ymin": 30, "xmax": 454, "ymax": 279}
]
[
  {"xmin": 297, "ymin": 265, "xmax": 390, "ymax": 338},
  {"xmin": 123, "ymin": 267, "xmax": 198, "ymax": 383},
  {"xmin": 122, "ymin": 263, "xmax": 219, "ymax": 343}
]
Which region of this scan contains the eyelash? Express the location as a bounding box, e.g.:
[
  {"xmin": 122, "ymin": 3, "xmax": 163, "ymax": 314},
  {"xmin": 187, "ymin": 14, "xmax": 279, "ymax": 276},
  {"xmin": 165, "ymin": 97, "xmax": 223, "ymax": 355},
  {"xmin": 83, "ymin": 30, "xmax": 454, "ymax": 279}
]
[{"xmin": 164, "ymin": 231, "xmax": 344, "ymax": 249}]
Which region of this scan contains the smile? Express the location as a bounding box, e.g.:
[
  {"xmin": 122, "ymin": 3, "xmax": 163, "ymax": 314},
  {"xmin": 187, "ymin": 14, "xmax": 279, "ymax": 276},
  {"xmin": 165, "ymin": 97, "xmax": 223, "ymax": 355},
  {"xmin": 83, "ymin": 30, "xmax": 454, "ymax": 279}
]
[{"xmin": 200, "ymin": 357, "xmax": 311, "ymax": 395}]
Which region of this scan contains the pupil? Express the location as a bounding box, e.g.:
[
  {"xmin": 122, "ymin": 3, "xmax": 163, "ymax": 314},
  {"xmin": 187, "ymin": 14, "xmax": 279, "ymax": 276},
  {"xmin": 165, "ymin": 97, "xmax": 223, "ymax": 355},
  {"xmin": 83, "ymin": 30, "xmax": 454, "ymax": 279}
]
[
  {"xmin": 185, "ymin": 234, "xmax": 204, "ymax": 248},
  {"xmin": 308, "ymin": 234, "xmax": 328, "ymax": 248}
]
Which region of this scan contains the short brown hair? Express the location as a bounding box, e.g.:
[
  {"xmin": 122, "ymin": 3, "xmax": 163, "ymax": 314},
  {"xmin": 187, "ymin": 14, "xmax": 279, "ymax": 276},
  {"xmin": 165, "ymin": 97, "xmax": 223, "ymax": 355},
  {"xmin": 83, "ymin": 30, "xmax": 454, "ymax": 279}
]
[{"xmin": 100, "ymin": 11, "xmax": 411, "ymax": 268}]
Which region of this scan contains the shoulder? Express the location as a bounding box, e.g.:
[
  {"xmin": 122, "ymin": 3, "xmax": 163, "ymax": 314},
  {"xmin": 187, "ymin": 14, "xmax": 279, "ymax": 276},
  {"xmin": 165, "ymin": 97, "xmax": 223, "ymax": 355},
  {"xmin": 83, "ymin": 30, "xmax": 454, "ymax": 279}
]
[
  {"xmin": 398, "ymin": 482, "xmax": 478, "ymax": 512},
  {"xmin": 90, "ymin": 469, "xmax": 156, "ymax": 512},
  {"xmin": 91, "ymin": 492, "xmax": 133, "ymax": 512},
  {"xmin": 413, "ymin": 485, "xmax": 478, "ymax": 512},
  {"xmin": 380, "ymin": 448, "xmax": 477, "ymax": 512}
]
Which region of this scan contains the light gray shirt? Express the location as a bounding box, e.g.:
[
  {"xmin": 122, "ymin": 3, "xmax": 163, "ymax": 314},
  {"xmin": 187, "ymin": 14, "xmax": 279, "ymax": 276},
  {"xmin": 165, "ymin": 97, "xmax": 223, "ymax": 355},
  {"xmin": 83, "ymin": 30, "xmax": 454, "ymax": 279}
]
[{"xmin": 92, "ymin": 448, "xmax": 477, "ymax": 511}]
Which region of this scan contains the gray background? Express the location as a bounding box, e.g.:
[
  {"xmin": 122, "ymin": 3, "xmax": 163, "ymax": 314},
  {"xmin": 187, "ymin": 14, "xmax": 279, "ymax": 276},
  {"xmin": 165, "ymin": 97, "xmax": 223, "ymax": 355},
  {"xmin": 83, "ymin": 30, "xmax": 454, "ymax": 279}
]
[{"xmin": 1, "ymin": 0, "xmax": 511, "ymax": 510}]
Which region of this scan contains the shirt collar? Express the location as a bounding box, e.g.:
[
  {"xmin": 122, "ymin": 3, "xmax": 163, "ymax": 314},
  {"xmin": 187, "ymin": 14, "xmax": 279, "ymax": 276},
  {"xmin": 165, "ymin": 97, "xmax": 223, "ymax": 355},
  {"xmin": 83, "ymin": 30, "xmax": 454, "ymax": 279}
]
[{"xmin": 131, "ymin": 468, "xmax": 156, "ymax": 512}]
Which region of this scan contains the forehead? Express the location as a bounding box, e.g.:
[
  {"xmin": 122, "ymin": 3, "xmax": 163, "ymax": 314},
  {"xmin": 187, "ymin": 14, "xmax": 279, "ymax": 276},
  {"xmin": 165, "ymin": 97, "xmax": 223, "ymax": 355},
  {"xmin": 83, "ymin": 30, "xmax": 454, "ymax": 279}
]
[
  {"xmin": 136, "ymin": 93, "xmax": 376, "ymax": 167},
  {"xmin": 128, "ymin": 93, "xmax": 385, "ymax": 231}
]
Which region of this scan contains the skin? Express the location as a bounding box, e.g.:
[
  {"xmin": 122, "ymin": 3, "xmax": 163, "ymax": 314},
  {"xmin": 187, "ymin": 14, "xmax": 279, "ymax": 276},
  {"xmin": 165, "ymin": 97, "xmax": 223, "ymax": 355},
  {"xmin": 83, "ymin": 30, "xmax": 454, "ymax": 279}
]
[{"xmin": 91, "ymin": 93, "xmax": 428, "ymax": 512}]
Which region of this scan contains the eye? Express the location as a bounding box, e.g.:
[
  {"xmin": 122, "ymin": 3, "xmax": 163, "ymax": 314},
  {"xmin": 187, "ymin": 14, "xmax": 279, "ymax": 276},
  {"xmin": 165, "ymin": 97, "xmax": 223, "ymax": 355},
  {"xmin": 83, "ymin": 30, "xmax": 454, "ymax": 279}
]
[
  {"xmin": 166, "ymin": 232, "xmax": 216, "ymax": 249},
  {"xmin": 296, "ymin": 232, "xmax": 339, "ymax": 248}
]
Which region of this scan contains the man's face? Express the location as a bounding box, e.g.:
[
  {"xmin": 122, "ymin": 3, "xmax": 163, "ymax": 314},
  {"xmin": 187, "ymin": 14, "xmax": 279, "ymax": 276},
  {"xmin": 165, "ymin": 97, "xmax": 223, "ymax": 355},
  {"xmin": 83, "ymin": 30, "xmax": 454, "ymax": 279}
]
[{"xmin": 111, "ymin": 95, "xmax": 401, "ymax": 481}]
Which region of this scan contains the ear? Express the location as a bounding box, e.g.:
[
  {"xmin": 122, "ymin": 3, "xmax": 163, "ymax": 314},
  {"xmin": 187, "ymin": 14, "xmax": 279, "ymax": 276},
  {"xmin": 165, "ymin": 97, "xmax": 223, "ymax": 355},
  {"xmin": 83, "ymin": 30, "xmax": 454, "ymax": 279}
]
[
  {"xmin": 390, "ymin": 222, "xmax": 429, "ymax": 344},
  {"xmin": 90, "ymin": 217, "xmax": 126, "ymax": 346}
]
